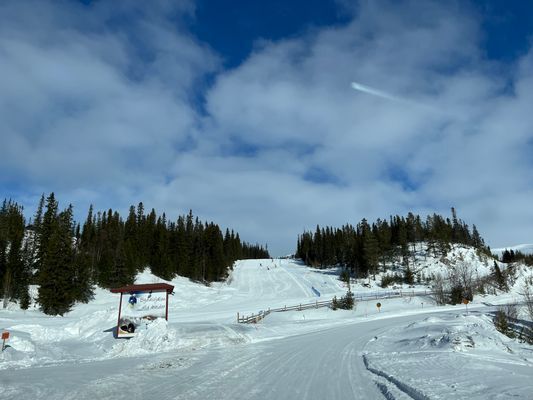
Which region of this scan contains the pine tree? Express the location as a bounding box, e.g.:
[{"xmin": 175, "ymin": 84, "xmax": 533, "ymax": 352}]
[
  {"xmin": 364, "ymin": 232, "xmax": 379, "ymax": 279},
  {"xmin": 36, "ymin": 193, "xmax": 59, "ymax": 275},
  {"xmin": 404, "ymin": 264, "xmax": 414, "ymax": 285},
  {"xmin": 0, "ymin": 200, "xmax": 28, "ymax": 307},
  {"xmin": 375, "ymin": 219, "xmax": 392, "ymax": 272},
  {"xmin": 6, "ymin": 204, "xmax": 25, "ymax": 302},
  {"xmin": 72, "ymin": 247, "xmax": 94, "ymax": 303},
  {"xmin": 451, "ymin": 207, "xmax": 459, "ymax": 242},
  {"xmin": 124, "ymin": 205, "xmax": 139, "ymax": 271},
  {"xmin": 72, "ymin": 206, "xmax": 95, "ymax": 304},
  {"xmin": 396, "ymin": 218, "xmax": 410, "ymax": 260},
  {"xmin": 494, "ymin": 309, "xmax": 512, "ymax": 336},
  {"xmin": 19, "ymin": 237, "xmax": 33, "ymax": 309},
  {"xmin": 151, "ymin": 215, "xmax": 173, "ymax": 280},
  {"xmin": 204, "ymin": 223, "xmax": 226, "ymax": 281},
  {"xmin": 449, "ymin": 285, "xmax": 464, "ymax": 305},
  {"xmin": 33, "ymin": 194, "xmax": 45, "ymax": 233},
  {"xmin": 175, "ymin": 215, "xmax": 188, "ymax": 276},
  {"xmin": 492, "ymin": 261, "xmax": 507, "ymax": 291},
  {"xmin": 38, "ymin": 204, "xmax": 77, "ymax": 315}
]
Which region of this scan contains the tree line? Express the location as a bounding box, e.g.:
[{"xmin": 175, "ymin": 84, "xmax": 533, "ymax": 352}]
[
  {"xmin": 296, "ymin": 208, "xmax": 489, "ymax": 278},
  {"xmin": 0, "ymin": 194, "xmax": 269, "ymax": 315},
  {"xmin": 500, "ymin": 249, "xmax": 533, "ymax": 266}
]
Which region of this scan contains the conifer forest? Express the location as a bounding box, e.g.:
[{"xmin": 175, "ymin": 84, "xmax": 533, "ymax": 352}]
[
  {"xmin": 296, "ymin": 209, "xmax": 490, "ymax": 278},
  {"xmin": 0, "ymin": 194, "xmax": 269, "ymax": 315}
]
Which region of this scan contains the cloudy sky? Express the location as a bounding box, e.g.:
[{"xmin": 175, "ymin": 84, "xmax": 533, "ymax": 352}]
[{"xmin": 1, "ymin": 0, "xmax": 532, "ymax": 255}]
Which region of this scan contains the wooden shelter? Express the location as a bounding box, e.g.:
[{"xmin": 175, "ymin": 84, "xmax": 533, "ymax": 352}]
[{"xmin": 110, "ymin": 283, "xmax": 174, "ymax": 338}]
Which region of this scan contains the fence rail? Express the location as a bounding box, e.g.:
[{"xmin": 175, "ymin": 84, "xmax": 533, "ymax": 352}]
[{"xmin": 237, "ymin": 289, "xmax": 438, "ymax": 323}]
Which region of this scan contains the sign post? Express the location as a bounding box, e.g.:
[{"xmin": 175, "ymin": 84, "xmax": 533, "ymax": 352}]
[
  {"xmin": 376, "ymin": 302, "xmax": 381, "ymax": 313},
  {"xmin": 110, "ymin": 283, "xmax": 174, "ymax": 338},
  {"xmin": 2, "ymin": 331, "xmax": 9, "ymax": 351},
  {"xmin": 462, "ymin": 298, "xmax": 469, "ymax": 314}
]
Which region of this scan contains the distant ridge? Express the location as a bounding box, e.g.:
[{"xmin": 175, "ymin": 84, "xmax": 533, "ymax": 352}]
[{"xmin": 492, "ymin": 244, "xmax": 533, "ymax": 256}]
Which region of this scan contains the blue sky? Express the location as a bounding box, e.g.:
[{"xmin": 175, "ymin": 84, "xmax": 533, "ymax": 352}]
[
  {"xmin": 1, "ymin": 0, "xmax": 533, "ymax": 255},
  {"xmin": 191, "ymin": 0, "xmax": 350, "ymax": 69}
]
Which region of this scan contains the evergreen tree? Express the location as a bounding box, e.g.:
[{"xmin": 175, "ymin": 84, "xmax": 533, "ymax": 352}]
[
  {"xmin": 38, "ymin": 204, "xmax": 77, "ymax": 315},
  {"xmin": 71, "ymin": 208, "xmax": 95, "ymax": 304},
  {"xmin": 449, "ymin": 285, "xmax": 464, "ymax": 305},
  {"xmin": 19, "ymin": 237, "xmax": 33, "ymax": 309},
  {"xmin": 36, "ymin": 193, "xmax": 59, "ymax": 275},
  {"xmin": 6, "ymin": 204, "xmax": 25, "ymax": 303},
  {"xmin": 204, "ymin": 223, "xmax": 226, "ymax": 281},
  {"xmin": 362, "ymin": 221, "xmax": 379, "ymax": 279},
  {"xmin": 151, "ymin": 215, "xmax": 173, "ymax": 280},
  {"xmin": 492, "ymin": 261, "xmax": 507, "ymax": 291},
  {"xmin": 403, "ymin": 264, "xmax": 414, "ymax": 285},
  {"xmin": 0, "ymin": 200, "xmax": 26, "ymax": 307},
  {"xmin": 33, "ymin": 194, "xmax": 45, "ymax": 233}
]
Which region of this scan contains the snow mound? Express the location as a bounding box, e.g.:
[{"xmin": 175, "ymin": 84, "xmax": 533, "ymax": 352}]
[
  {"xmin": 392, "ymin": 314, "xmax": 521, "ymax": 353},
  {"xmin": 0, "ymin": 330, "xmax": 40, "ymax": 369},
  {"xmin": 109, "ymin": 319, "xmax": 252, "ymax": 359},
  {"xmin": 365, "ymin": 312, "xmax": 533, "ymax": 399},
  {"xmin": 110, "ymin": 319, "xmax": 178, "ymax": 357},
  {"xmin": 8, "ymin": 323, "xmax": 74, "ymax": 343}
]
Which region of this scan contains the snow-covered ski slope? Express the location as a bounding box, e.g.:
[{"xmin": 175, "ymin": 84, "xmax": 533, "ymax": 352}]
[
  {"xmin": 170, "ymin": 258, "xmax": 346, "ymax": 322},
  {"xmin": 1, "ymin": 256, "xmax": 532, "ymax": 399}
]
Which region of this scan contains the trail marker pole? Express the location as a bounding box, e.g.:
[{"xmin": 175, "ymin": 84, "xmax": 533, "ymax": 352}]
[
  {"xmin": 462, "ymin": 298, "xmax": 469, "ymax": 314},
  {"xmin": 1, "ymin": 331, "xmax": 9, "ymax": 351}
]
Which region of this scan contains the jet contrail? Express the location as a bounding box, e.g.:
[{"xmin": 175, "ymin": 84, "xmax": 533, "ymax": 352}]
[
  {"xmin": 350, "ymin": 81, "xmax": 403, "ymax": 103},
  {"xmin": 350, "ymin": 81, "xmax": 442, "ymax": 115}
]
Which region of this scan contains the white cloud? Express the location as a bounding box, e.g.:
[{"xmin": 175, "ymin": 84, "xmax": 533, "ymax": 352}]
[
  {"xmin": 0, "ymin": 0, "xmax": 217, "ymax": 197},
  {"xmin": 1, "ymin": 0, "xmax": 532, "ymax": 254}
]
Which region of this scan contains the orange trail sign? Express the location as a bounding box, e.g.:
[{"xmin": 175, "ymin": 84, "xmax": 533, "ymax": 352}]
[{"xmin": 1, "ymin": 331, "xmax": 9, "ymax": 352}]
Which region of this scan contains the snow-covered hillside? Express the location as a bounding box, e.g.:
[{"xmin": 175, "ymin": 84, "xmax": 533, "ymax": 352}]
[
  {"xmin": 1, "ymin": 254, "xmax": 532, "ymax": 399},
  {"xmin": 354, "ymin": 243, "xmax": 497, "ymax": 288}
]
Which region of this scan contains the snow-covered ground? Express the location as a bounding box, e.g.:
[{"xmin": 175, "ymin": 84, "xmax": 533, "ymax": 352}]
[
  {"xmin": 1, "ymin": 255, "xmax": 532, "ymax": 399},
  {"xmin": 364, "ymin": 312, "xmax": 532, "ymax": 399}
]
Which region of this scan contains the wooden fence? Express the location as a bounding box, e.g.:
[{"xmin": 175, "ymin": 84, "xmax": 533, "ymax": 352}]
[
  {"xmin": 237, "ymin": 300, "xmax": 333, "ymax": 323},
  {"xmin": 237, "ymin": 289, "xmax": 438, "ymax": 323}
]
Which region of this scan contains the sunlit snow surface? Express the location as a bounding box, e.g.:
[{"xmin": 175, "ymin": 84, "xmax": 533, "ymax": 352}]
[
  {"xmin": 364, "ymin": 313, "xmax": 532, "ymax": 399},
  {"xmin": 1, "ymin": 254, "xmax": 532, "ymax": 399}
]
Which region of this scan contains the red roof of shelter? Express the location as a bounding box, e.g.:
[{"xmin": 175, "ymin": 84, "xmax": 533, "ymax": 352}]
[{"xmin": 110, "ymin": 283, "xmax": 174, "ymax": 293}]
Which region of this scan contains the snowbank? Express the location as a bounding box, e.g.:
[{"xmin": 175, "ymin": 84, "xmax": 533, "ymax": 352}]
[{"xmin": 364, "ymin": 312, "xmax": 533, "ymax": 399}]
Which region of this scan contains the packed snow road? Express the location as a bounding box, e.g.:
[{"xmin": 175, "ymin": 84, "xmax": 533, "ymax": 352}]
[
  {"xmin": 0, "ymin": 313, "xmax": 412, "ymax": 399},
  {"xmin": 160, "ymin": 318, "xmax": 388, "ymax": 400},
  {"xmin": 5, "ymin": 308, "xmax": 527, "ymax": 400}
]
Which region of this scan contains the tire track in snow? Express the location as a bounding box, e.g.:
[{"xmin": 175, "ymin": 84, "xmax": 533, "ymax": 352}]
[{"xmin": 363, "ymin": 354, "xmax": 430, "ymax": 400}]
